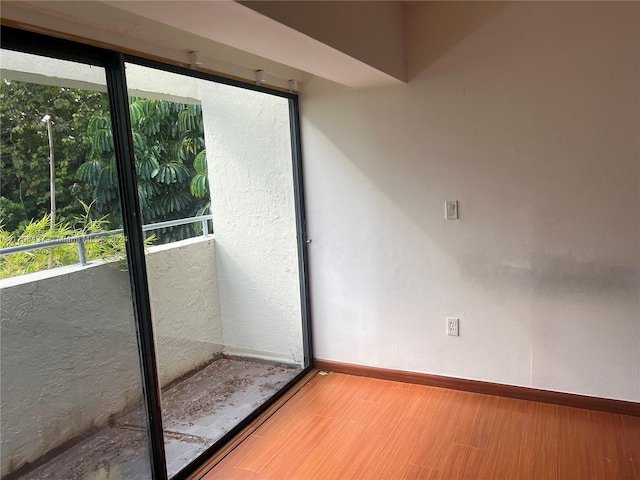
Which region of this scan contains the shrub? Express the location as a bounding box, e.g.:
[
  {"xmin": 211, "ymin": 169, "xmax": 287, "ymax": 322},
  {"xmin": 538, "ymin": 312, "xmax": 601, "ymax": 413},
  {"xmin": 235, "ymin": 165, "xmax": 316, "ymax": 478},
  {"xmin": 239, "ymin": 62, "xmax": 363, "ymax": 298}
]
[{"xmin": 0, "ymin": 203, "xmax": 154, "ymax": 279}]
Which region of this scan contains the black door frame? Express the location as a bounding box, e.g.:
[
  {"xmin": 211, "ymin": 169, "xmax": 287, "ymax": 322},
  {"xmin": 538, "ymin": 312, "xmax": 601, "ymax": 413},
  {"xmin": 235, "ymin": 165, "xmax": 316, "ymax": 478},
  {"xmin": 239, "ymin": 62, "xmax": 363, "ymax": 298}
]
[{"xmin": 1, "ymin": 26, "xmax": 314, "ymax": 480}]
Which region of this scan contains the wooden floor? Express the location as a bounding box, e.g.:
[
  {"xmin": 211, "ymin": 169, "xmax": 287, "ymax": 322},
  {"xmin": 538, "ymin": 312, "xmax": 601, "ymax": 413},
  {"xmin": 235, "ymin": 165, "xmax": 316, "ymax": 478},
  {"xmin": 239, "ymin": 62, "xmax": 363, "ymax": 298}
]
[{"xmin": 202, "ymin": 372, "xmax": 640, "ymax": 480}]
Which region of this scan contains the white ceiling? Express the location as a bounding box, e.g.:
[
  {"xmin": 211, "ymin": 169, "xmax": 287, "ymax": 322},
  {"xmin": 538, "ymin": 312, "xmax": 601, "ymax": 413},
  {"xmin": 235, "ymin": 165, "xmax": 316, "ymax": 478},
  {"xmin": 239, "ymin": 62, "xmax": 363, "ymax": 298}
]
[
  {"xmin": 2, "ymin": 0, "xmax": 406, "ymax": 89},
  {"xmin": 106, "ymin": 1, "xmax": 404, "ymax": 88}
]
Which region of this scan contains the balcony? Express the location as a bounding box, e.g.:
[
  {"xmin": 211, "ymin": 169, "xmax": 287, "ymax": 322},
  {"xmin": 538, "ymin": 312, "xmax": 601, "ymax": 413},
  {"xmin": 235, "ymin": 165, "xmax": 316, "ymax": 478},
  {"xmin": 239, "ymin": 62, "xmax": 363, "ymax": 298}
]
[{"xmin": 1, "ymin": 233, "xmax": 303, "ymax": 478}]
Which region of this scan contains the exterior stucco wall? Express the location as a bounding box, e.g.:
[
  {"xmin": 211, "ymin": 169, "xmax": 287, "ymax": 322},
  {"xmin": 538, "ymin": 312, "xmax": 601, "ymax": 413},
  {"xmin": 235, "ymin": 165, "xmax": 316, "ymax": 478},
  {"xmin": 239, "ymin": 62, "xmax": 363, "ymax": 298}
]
[
  {"xmin": 0, "ymin": 50, "xmax": 201, "ymax": 103},
  {"xmin": 0, "ymin": 237, "xmax": 221, "ymax": 476},
  {"xmin": 147, "ymin": 237, "xmax": 222, "ymax": 385},
  {"xmin": 200, "ymin": 82, "xmax": 304, "ymax": 365}
]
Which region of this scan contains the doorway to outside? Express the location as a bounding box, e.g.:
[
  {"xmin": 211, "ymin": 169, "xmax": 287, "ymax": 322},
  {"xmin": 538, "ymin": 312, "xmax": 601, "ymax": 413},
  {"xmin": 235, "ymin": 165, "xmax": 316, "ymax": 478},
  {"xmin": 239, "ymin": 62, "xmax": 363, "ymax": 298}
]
[{"xmin": 0, "ymin": 28, "xmax": 312, "ymax": 480}]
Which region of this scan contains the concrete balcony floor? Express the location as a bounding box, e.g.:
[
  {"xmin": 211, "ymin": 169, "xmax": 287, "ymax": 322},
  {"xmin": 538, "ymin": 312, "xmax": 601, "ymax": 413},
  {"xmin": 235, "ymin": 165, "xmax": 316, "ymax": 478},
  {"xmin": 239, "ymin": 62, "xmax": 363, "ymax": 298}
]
[{"xmin": 13, "ymin": 358, "xmax": 301, "ymax": 479}]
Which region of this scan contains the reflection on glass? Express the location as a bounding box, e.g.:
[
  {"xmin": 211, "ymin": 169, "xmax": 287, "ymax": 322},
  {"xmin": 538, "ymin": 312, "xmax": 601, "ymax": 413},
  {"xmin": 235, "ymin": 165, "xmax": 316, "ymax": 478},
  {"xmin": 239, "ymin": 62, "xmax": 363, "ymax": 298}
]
[
  {"xmin": 0, "ymin": 51, "xmax": 153, "ymax": 479},
  {"xmin": 125, "ymin": 63, "xmax": 305, "ymax": 476}
]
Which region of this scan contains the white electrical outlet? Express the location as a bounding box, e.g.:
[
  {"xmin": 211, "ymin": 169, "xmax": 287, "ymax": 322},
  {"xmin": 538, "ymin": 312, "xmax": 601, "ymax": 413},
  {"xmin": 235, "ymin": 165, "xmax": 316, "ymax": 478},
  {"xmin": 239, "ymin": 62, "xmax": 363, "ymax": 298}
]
[{"xmin": 447, "ymin": 317, "xmax": 459, "ymax": 336}]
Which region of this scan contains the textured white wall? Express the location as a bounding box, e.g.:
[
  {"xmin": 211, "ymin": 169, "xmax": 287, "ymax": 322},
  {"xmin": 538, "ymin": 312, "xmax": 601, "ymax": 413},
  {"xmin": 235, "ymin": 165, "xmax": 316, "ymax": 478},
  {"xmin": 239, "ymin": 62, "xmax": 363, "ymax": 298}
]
[
  {"xmin": 0, "ymin": 238, "xmax": 221, "ymax": 475},
  {"xmin": 1, "ymin": 52, "xmax": 199, "ymax": 103},
  {"xmin": 200, "ymin": 82, "xmax": 304, "ymax": 365},
  {"xmin": 301, "ymin": 2, "xmax": 639, "ymax": 401},
  {"xmin": 147, "ymin": 237, "xmax": 222, "ymax": 385},
  {"xmin": 0, "ymin": 49, "xmax": 107, "ymax": 91}
]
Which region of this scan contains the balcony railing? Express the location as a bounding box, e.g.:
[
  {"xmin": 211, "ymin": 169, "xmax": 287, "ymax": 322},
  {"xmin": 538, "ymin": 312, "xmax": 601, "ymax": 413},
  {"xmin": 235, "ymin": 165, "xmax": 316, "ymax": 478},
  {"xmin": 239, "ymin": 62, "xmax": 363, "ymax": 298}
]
[{"xmin": 0, "ymin": 214, "xmax": 213, "ymax": 266}]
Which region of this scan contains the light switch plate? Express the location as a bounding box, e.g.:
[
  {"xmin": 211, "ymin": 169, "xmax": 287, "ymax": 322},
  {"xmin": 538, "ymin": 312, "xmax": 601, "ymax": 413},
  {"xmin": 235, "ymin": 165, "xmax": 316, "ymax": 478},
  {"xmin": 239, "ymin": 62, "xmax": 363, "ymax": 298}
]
[{"xmin": 445, "ymin": 200, "xmax": 458, "ymax": 220}]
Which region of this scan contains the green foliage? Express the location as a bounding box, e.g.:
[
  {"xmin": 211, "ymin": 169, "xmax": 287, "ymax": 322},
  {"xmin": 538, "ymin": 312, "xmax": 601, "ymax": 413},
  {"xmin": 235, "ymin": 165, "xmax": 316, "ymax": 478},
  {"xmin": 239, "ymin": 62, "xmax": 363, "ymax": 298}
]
[
  {"xmin": 0, "ymin": 79, "xmax": 106, "ymax": 232},
  {"xmin": 79, "ymin": 97, "xmax": 210, "ymax": 243},
  {"xmin": 190, "ymin": 150, "xmax": 209, "ymax": 198},
  {"xmin": 1, "ymin": 80, "xmax": 212, "ymax": 247},
  {"xmin": 0, "ymin": 200, "xmax": 156, "ymax": 279},
  {"xmin": 0, "ymin": 213, "xmax": 126, "ymax": 280}
]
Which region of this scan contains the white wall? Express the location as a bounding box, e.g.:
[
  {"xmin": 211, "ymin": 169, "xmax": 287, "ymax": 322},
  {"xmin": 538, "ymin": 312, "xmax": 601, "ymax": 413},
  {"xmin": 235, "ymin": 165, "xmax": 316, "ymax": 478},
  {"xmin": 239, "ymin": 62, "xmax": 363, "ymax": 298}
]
[
  {"xmin": 200, "ymin": 82, "xmax": 304, "ymax": 365},
  {"xmin": 301, "ymin": 2, "xmax": 640, "ymax": 401},
  {"xmin": 0, "ymin": 238, "xmax": 221, "ymax": 475}
]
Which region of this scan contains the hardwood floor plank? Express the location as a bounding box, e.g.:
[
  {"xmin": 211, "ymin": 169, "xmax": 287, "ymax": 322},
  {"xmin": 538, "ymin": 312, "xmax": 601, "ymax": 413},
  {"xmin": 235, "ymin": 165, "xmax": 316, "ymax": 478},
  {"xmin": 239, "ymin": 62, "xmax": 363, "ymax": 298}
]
[
  {"xmin": 409, "ymin": 388, "xmax": 470, "ymax": 469},
  {"xmin": 201, "ymin": 435, "xmax": 263, "ymax": 479},
  {"xmin": 234, "ymin": 415, "xmax": 336, "ymax": 474},
  {"xmin": 266, "ymin": 373, "xmax": 374, "ymax": 423},
  {"xmin": 475, "ymin": 397, "xmax": 528, "ymax": 478},
  {"xmin": 622, "ymin": 415, "xmax": 640, "ymax": 479},
  {"xmin": 399, "ymin": 463, "xmax": 441, "ymax": 480},
  {"xmin": 557, "ymin": 405, "xmax": 604, "ymax": 479},
  {"xmin": 452, "ymin": 392, "xmax": 501, "ymax": 449},
  {"xmin": 290, "ymin": 398, "xmax": 382, "ymax": 480},
  {"xmin": 201, "ymin": 373, "xmax": 635, "ymax": 480},
  {"xmin": 433, "ymin": 443, "xmax": 483, "ymax": 479},
  {"xmin": 356, "ymin": 376, "xmax": 397, "ymax": 403},
  {"xmin": 255, "ymin": 415, "xmax": 338, "ymax": 479},
  {"xmin": 329, "ymin": 385, "xmax": 421, "ymax": 479},
  {"xmin": 354, "ymin": 387, "xmax": 434, "ymax": 479},
  {"xmin": 515, "ymin": 401, "xmax": 558, "ymax": 480},
  {"xmin": 201, "ymin": 464, "xmax": 259, "ymax": 480},
  {"xmin": 251, "ymin": 392, "xmax": 319, "ymax": 440},
  {"xmin": 589, "ymin": 410, "xmax": 635, "ymax": 479}
]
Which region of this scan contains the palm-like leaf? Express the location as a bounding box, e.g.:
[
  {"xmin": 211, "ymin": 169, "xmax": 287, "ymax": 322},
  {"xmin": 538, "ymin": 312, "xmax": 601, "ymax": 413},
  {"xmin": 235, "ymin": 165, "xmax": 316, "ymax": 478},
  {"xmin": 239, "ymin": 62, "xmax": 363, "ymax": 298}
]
[
  {"xmin": 190, "ymin": 174, "xmax": 208, "ymax": 198},
  {"xmin": 159, "ymin": 191, "xmax": 192, "ymax": 213},
  {"xmin": 193, "ymin": 150, "xmax": 207, "ymax": 174},
  {"xmin": 77, "ymin": 160, "xmax": 104, "ymax": 183},
  {"xmin": 137, "ymin": 155, "xmax": 160, "ymax": 180},
  {"xmin": 156, "ymin": 162, "xmax": 189, "ymax": 184}
]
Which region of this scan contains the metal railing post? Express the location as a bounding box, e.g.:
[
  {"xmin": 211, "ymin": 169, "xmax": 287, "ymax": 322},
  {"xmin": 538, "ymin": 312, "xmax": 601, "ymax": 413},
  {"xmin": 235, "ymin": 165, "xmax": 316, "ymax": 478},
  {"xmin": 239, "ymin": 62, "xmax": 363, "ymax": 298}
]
[
  {"xmin": 201, "ymin": 219, "xmax": 209, "ymax": 237},
  {"xmin": 77, "ymin": 237, "xmax": 87, "ymax": 266}
]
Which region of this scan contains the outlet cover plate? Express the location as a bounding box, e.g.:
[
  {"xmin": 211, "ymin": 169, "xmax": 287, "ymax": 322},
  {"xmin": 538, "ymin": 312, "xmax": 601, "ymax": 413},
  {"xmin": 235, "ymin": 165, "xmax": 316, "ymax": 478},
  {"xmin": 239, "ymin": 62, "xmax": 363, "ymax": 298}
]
[{"xmin": 447, "ymin": 317, "xmax": 459, "ymax": 336}]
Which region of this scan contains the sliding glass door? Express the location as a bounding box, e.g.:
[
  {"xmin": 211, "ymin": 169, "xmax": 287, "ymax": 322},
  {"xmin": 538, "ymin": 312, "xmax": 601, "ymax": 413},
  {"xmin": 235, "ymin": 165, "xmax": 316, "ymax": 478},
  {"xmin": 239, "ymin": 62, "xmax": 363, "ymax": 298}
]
[
  {"xmin": 0, "ymin": 48, "xmax": 155, "ymax": 479},
  {"xmin": 0, "ymin": 27, "xmax": 311, "ymax": 480},
  {"xmin": 122, "ymin": 61, "xmax": 308, "ymax": 476}
]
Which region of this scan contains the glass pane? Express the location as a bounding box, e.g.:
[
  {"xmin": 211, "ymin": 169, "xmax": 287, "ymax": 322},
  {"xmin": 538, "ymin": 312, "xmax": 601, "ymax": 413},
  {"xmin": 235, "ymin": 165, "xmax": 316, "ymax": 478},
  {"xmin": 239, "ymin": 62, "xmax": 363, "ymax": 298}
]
[
  {"xmin": 124, "ymin": 63, "xmax": 305, "ymax": 476},
  {"xmin": 0, "ymin": 50, "xmax": 153, "ymax": 479}
]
